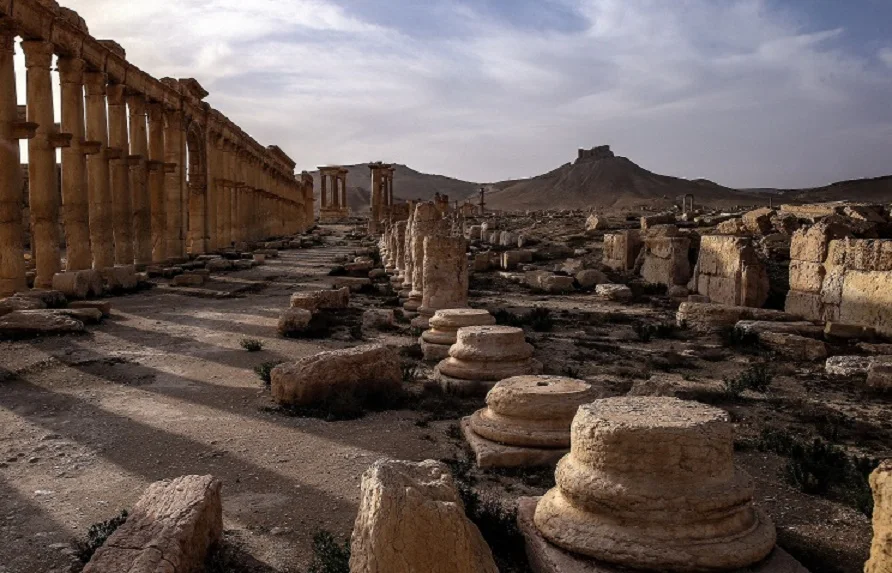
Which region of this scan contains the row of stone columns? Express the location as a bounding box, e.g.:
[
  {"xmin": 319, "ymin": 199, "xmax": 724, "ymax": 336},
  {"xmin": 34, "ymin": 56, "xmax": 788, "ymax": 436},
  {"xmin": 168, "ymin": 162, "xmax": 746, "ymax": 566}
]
[{"xmin": 0, "ymin": 12, "xmax": 313, "ymax": 297}]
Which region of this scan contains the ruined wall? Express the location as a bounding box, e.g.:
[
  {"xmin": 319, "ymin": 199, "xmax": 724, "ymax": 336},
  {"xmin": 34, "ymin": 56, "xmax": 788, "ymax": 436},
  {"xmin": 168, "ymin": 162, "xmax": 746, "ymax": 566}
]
[
  {"xmin": 603, "ymin": 230, "xmax": 641, "ymax": 271},
  {"xmin": 639, "ymin": 235, "xmax": 691, "ymax": 287},
  {"xmin": 691, "ymin": 235, "xmax": 769, "ymax": 308}
]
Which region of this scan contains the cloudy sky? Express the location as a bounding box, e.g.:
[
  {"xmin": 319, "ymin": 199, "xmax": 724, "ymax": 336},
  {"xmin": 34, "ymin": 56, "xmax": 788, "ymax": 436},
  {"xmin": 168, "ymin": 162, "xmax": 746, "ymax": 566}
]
[{"xmin": 30, "ymin": 0, "xmax": 892, "ymax": 188}]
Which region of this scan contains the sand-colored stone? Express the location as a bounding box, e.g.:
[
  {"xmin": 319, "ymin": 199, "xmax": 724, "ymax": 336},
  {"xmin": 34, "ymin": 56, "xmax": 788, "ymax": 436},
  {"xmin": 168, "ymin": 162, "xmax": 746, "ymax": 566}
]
[
  {"xmin": 758, "ymin": 331, "xmax": 827, "ymax": 361},
  {"xmin": 289, "ymin": 287, "xmax": 349, "ymax": 312},
  {"xmin": 678, "ymin": 302, "xmax": 799, "ymax": 331},
  {"xmin": 271, "ymin": 344, "xmax": 401, "ymax": 406},
  {"xmin": 84, "ymin": 475, "xmax": 222, "ymax": 573},
  {"xmin": 825, "ymin": 355, "xmax": 874, "ymax": 378},
  {"xmin": 413, "ymin": 235, "xmax": 468, "ymax": 328},
  {"xmin": 693, "ymin": 235, "xmax": 769, "ymax": 308},
  {"xmin": 278, "ymin": 308, "xmax": 312, "ymax": 336},
  {"xmin": 437, "ymin": 325, "xmax": 542, "ymax": 395},
  {"xmin": 735, "ymin": 320, "xmax": 824, "ymax": 338},
  {"xmin": 420, "ymin": 308, "xmax": 495, "ymax": 361},
  {"xmin": 0, "ymin": 310, "xmax": 85, "ymax": 338},
  {"xmin": 866, "ymin": 460, "xmax": 892, "ymax": 573},
  {"xmin": 742, "ymin": 208, "xmax": 776, "ymax": 235},
  {"xmin": 405, "ymin": 202, "xmax": 444, "ymax": 311},
  {"xmin": 468, "ymin": 375, "xmax": 603, "ymax": 449},
  {"xmin": 867, "ymin": 358, "xmax": 892, "ymax": 391},
  {"xmin": 534, "ymin": 397, "xmax": 776, "ymax": 572},
  {"xmin": 640, "ymin": 236, "xmax": 691, "ymax": 287},
  {"xmin": 461, "ymin": 418, "xmax": 568, "ymax": 469},
  {"xmin": 603, "ymin": 231, "xmax": 641, "ymax": 271},
  {"xmin": 595, "ymin": 284, "xmax": 632, "ymax": 302},
  {"xmin": 349, "ymin": 459, "xmax": 498, "ymax": 573}
]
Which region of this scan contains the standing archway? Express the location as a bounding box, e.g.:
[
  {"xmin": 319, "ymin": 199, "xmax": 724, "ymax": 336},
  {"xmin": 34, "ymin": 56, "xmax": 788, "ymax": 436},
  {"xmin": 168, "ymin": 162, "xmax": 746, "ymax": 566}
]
[{"xmin": 185, "ymin": 121, "xmax": 208, "ymax": 254}]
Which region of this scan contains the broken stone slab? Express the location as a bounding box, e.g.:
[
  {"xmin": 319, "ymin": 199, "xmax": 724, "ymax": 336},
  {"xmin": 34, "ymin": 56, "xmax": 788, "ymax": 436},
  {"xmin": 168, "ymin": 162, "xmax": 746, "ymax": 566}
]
[
  {"xmin": 628, "ymin": 373, "xmax": 726, "ymax": 401},
  {"xmin": 289, "ymin": 288, "xmax": 350, "ymax": 312},
  {"xmin": 49, "ymin": 308, "xmax": 104, "ymax": 325},
  {"xmin": 516, "ymin": 497, "xmax": 808, "ymax": 573},
  {"xmin": 0, "ymin": 294, "xmax": 46, "ymax": 316},
  {"xmin": 362, "ymin": 309, "xmax": 395, "ymax": 331},
  {"xmin": 824, "ymin": 322, "xmax": 877, "ymax": 341},
  {"xmin": 502, "ymin": 250, "xmax": 534, "ymax": 270},
  {"xmin": 349, "ymin": 459, "xmax": 499, "ymax": 573},
  {"xmin": 735, "ymin": 320, "xmax": 824, "ymax": 338},
  {"xmin": 69, "ymin": 300, "xmax": 112, "ymax": 317},
  {"xmin": 278, "ymin": 308, "xmax": 313, "ymax": 337},
  {"xmin": 866, "ymin": 460, "xmax": 892, "ymax": 573},
  {"xmin": 462, "ymin": 418, "xmax": 567, "ymax": 469},
  {"xmin": 171, "ymin": 273, "xmax": 206, "ymax": 287},
  {"xmin": 0, "ymin": 310, "xmax": 85, "ymax": 338},
  {"xmin": 594, "ymin": 284, "xmax": 632, "ymax": 302},
  {"xmin": 15, "ymin": 289, "xmax": 67, "ymax": 308},
  {"xmin": 84, "ymin": 475, "xmax": 222, "ymax": 573},
  {"xmin": 541, "ymin": 275, "xmax": 575, "ymax": 294},
  {"xmin": 677, "ymin": 302, "xmax": 800, "ymax": 332},
  {"xmin": 271, "ymin": 344, "xmax": 401, "ymax": 406},
  {"xmin": 332, "ymin": 277, "xmax": 372, "ymax": 292},
  {"xmin": 867, "ymin": 358, "xmax": 892, "ymax": 391},
  {"xmin": 575, "ymin": 270, "xmax": 609, "ymax": 289},
  {"xmin": 206, "ymin": 259, "xmax": 233, "ymax": 272},
  {"xmin": 825, "ymin": 355, "xmax": 874, "ymax": 378},
  {"xmin": 758, "ymin": 332, "xmax": 828, "ymax": 361},
  {"xmin": 584, "ymin": 214, "xmax": 608, "ymax": 234}
]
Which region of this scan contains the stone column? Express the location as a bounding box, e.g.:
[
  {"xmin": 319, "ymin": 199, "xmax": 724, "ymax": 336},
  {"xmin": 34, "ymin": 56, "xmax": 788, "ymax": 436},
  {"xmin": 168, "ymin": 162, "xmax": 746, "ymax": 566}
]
[
  {"xmin": 340, "ymin": 175, "xmax": 348, "ymax": 212},
  {"xmin": 413, "ymin": 235, "xmax": 469, "ymax": 328},
  {"xmin": 83, "ymin": 71, "xmax": 115, "ymax": 270},
  {"xmin": 204, "ymin": 130, "xmax": 219, "ymax": 251},
  {"xmin": 215, "ymin": 138, "xmax": 230, "ymax": 248},
  {"xmin": 57, "ymin": 56, "xmax": 92, "ymax": 271},
  {"xmin": 163, "ymin": 108, "xmax": 184, "ymax": 261},
  {"xmin": 146, "ymin": 102, "xmax": 166, "ymax": 262},
  {"xmin": 22, "ymin": 40, "xmax": 63, "ymax": 287},
  {"xmin": 107, "ymin": 83, "xmax": 133, "ymax": 265},
  {"xmin": 0, "ymin": 23, "xmax": 29, "ymax": 296},
  {"xmin": 127, "ymin": 94, "xmax": 152, "ymax": 267},
  {"xmin": 320, "ymin": 171, "xmax": 328, "ymax": 208}
]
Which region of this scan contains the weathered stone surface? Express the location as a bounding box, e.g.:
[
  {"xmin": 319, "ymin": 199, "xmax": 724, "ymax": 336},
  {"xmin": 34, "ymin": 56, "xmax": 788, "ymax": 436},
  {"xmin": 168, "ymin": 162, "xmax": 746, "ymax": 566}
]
[
  {"xmin": 594, "ymin": 284, "xmax": 632, "ymax": 302},
  {"xmin": 541, "ymin": 275, "xmax": 575, "ymax": 293},
  {"xmin": 742, "ymin": 208, "xmax": 776, "ymax": 235},
  {"xmin": 206, "ymin": 259, "xmax": 233, "ymax": 272},
  {"xmin": 641, "ymin": 213, "xmax": 675, "ymax": 230},
  {"xmin": 502, "ymin": 250, "xmax": 534, "ymax": 270},
  {"xmin": 278, "ymin": 308, "xmax": 313, "ymax": 336},
  {"xmin": 518, "ymin": 497, "xmax": 805, "ymax": 573},
  {"xmin": 693, "ymin": 235, "xmax": 769, "ymax": 308},
  {"xmin": 333, "ymin": 277, "xmax": 372, "ymax": 292},
  {"xmin": 414, "ymin": 236, "xmax": 468, "ymax": 328},
  {"xmin": 469, "ymin": 376, "xmax": 605, "ymax": 449},
  {"xmin": 678, "ymin": 302, "xmax": 799, "ymax": 331},
  {"xmin": 69, "ymin": 300, "xmax": 112, "ymax": 317},
  {"xmin": 172, "ymin": 273, "xmax": 205, "ymax": 287},
  {"xmin": 289, "ymin": 287, "xmax": 349, "ymax": 312},
  {"xmin": 0, "ymin": 294, "xmax": 46, "ymax": 316},
  {"xmin": 824, "ymin": 321, "xmax": 875, "ymax": 340},
  {"xmin": 825, "ymin": 355, "xmax": 874, "ymax": 378},
  {"xmin": 866, "ymin": 460, "xmax": 892, "ymax": 573},
  {"xmin": 629, "ymin": 373, "xmax": 726, "ymax": 401},
  {"xmin": 534, "ymin": 397, "xmax": 776, "ymax": 572},
  {"xmin": 349, "ymin": 459, "xmax": 498, "ymax": 573},
  {"xmin": 837, "ymin": 270, "xmax": 892, "ymax": 336},
  {"xmin": 526, "ymin": 270, "xmax": 553, "ymax": 289},
  {"xmin": 462, "ymin": 418, "xmax": 568, "ymax": 469},
  {"xmin": 437, "ymin": 326, "xmax": 542, "ymax": 395},
  {"xmin": 576, "ymin": 270, "xmax": 609, "ymax": 289},
  {"xmin": 52, "ymin": 270, "xmax": 90, "ymax": 299},
  {"xmin": 735, "ymin": 320, "xmax": 823, "ymax": 337},
  {"xmin": 16, "ymin": 288, "xmax": 68, "ymax": 308},
  {"xmin": 0, "ymin": 310, "xmax": 85, "ymax": 338},
  {"xmin": 603, "ymin": 231, "xmax": 642, "ymax": 271},
  {"xmin": 83, "ymin": 475, "xmax": 222, "ymax": 573},
  {"xmin": 715, "ymin": 218, "xmax": 747, "ymax": 236},
  {"xmin": 362, "ymin": 309, "xmax": 395, "ymax": 331},
  {"xmin": 640, "ymin": 236, "xmax": 691, "ymax": 287},
  {"xmin": 585, "ymin": 214, "xmax": 608, "ymax": 234},
  {"xmin": 758, "ymin": 332, "xmax": 827, "ymax": 361},
  {"xmin": 867, "ymin": 358, "xmax": 892, "ymax": 391},
  {"xmin": 421, "ymin": 308, "xmax": 495, "ymax": 361},
  {"xmin": 271, "ymin": 344, "xmax": 401, "ymax": 406}
]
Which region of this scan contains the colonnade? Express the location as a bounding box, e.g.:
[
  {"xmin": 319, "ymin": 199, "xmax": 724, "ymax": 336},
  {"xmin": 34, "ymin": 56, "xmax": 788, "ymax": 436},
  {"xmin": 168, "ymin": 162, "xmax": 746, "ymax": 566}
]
[
  {"xmin": 318, "ymin": 166, "xmax": 349, "ymax": 223},
  {"xmin": 0, "ymin": 1, "xmax": 315, "ymax": 297}
]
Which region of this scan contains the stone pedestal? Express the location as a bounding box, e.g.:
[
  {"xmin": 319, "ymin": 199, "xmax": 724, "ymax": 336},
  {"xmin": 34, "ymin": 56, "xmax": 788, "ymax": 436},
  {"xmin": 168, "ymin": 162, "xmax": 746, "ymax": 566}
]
[
  {"xmin": 420, "ymin": 308, "xmax": 495, "ymax": 361},
  {"xmin": 412, "ymin": 235, "xmax": 469, "ymax": 329},
  {"xmin": 436, "ymin": 326, "xmax": 541, "ymax": 395},
  {"xmin": 534, "ymin": 397, "xmax": 777, "ymax": 572},
  {"xmin": 463, "ymin": 375, "xmax": 602, "ymax": 469}
]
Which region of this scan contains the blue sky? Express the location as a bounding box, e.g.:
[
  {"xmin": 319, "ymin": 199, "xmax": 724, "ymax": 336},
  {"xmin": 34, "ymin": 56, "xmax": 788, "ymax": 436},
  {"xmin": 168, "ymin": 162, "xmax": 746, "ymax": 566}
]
[{"xmin": 36, "ymin": 0, "xmax": 892, "ymax": 188}]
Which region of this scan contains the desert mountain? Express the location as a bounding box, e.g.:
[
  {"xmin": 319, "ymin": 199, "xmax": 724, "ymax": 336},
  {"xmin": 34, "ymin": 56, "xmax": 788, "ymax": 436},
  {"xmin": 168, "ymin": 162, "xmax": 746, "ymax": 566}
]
[{"xmin": 309, "ymin": 163, "xmax": 479, "ymax": 213}]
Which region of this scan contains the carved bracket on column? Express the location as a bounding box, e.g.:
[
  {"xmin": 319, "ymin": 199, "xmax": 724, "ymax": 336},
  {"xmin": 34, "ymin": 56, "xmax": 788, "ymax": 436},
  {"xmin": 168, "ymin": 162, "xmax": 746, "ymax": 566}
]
[
  {"xmin": 48, "ymin": 132, "xmax": 73, "ymax": 148},
  {"xmin": 146, "ymin": 160, "xmax": 164, "ymax": 172},
  {"xmin": 106, "ymin": 147, "xmax": 123, "ymax": 160},
  {"xmin": 126, "ymin": 154, "xmax": 143, "ymax": 166},
  {"xmin": 216, "ymin": 178, "xmax": 235, "ymax": 187},
  {"xmin": 12, "ymin": 121, "xmax": 38, "ymax": 140},
  {"xmin": 81, "ymin": 139, "xmax": 102, "ymax": 155},
  {"xmin": 163, "ymin": 162, "xmax": 177, "ymax": 174}
]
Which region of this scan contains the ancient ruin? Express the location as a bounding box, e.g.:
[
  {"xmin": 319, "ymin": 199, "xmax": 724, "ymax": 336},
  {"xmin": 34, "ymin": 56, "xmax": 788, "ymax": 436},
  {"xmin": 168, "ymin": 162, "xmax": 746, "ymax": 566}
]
[
  {"xmin": 318, "ymin": 165, "xmax": 349, "ymax": 223},
  {"xmin": 420, "ymin": 307, "xmax": 495, "ymax": 361}
]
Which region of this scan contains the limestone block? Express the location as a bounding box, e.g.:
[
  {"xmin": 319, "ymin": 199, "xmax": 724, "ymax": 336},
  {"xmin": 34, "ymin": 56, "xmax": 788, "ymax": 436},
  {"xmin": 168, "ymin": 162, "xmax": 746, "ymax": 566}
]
[
  {"xmin": 640, "ymin": 213, "xmax": 676, "ymax": 230},
  {"xmin": 502, "ymin": 250, "xmax": 534, "ymax": 270},
  {"xmin": 500, "ymin": 231, "xmax": 518, "ymax": 247},
  {"xmin": 668, "ymin": 286, "xmax": 689, "ymax": 298},
  {"xmin": 735, "ymin": 320, "xmax": 823, "ymax": 338},
  {"xmin": 333, "ymin": 277, "xmax": 372, "ymax": 292},
  {"xmin": 595, "ymin": 284, "xmax": 632, "ymax": 302},
  {"xmin": 825, "ymin": 355, "xmax": 874, "ymax": 378},
  {"xmin": 526, "ymin": 270, "xmax": 553, "ymax": 289},
  {"xmin": 0, "ymin": 310, "xmax": 85, "ymax": 338},
  {"xmin": 788, "ymin": 260, "xmax": 825, "ymax": 294},
  {"xmin": 462, "ymin": 418, "xmax": 568, "ymax": 469},
  {"xmin": 534, "ymin": 397, "xmax": 776, "ymax": 572},
  {"xmin": 640, "ymin": 236, "xmax": 691, "ymax": 287},
  {"xmin": 84, "ymin": 475, "xmax": 222, "ymax": 573},
  {"xmin": 838, "ymin": 271, "xmax": 892, "ymax": 336},
  {"xmin": 867, "ymin": 358, "xmax": 892, "ymax": 391},
  {"xmin": 368, "ymin": 268, "xmax": 387, "ymax": 280},
  {"xmin": 830, "ymin": 239, "xmax": 892, "ymax": 272},
  {"xmin": 69, "ymin": 300, "xmax": 112, "ymax": 317},
  {"xmin": 437, "ymin": 326, "xmax": 542, "ymax": 395},
  {"xmin": 542, "ymin": 275, "xmax": 575, "ymax": 293},
  {"xmin": 362, "ymin": 309, "xmax": 395, "ymax": 331},
  {"xmin": 694, "ymin": 235, "xmax": 769, "ymax": 307},
  {"xmin": 349, "ymin": 459, "xmax": 498, "ymax": 573},
  {"xmin": 52, "ymin": 271, "xmax": 90, "ymax": 299},
  {"xmin": 289, "ymin": 288, "xmax": 350, "ymax": 312},
  {"xmin": 0, "ymin": 295, "xmax": 46, "ymax": 316},
  {"xmin": 561, "ymin": 259, "xmax": 585, "ymax": 275},
  {"xmin": 866, "ymin": 460, "xmax": 892, "ymax": 573},
  {"xmin": 253, "ymin": 253, "xmax": 266, "ymax": 263},
  {"xmin": 414, "ymin": 236, "xmax": 469, "ymax": 328},
  {"xmin": 784, "ymin": 290, "xmax": 823, "ymax": 322},
  {"xmin": 52, "ymin": 308, "xmax": 103, "ymax": 325},
  {"xmin": 742, "ymin": 208, "xmax": 776, "ymax": 235},
  {"xmin": 758, "ymin": 332, "xmax": 827, "ymax": 361},
  {"xmin": 603, "ymin": 231, "xmax": 642, "ymax": 271},
  {"xmin": 585, "ymin": 214, "xmax": 608, "ymax": 235},
  {"xmin": 678, "ymin": 302, "xmax": 799, "ymax": 331},
  {"xmin": 278, "ymin": 308, "xmax": 313, "ymax": 336},
  {"xmin": 421, "ymin": 309, "xmax": 495, "ymax": 361},
  {"xmin": 790, "ymin": 220, "xmax": 852, "ymax": 263},
  {"xmin": 714, "ymin": 218, "xmax": 747, "ymax": 235},
  {"xmin": 271, "ymin": 344, "xmax": 401, "ymax": 406},
  {"xmin": 206, "ymin": 259, "xmax": 233, "ymax": 272},
  {"xmin": 467, "ymin": 225, "xmax": 483, "ymax": 241},
  {"xmin": 576, "ymin": 270, "xmax": 609, "ymax": 289},
  {"xmin": 824, "ymin": 322, "xmax": 876, "ymax": 340},
  {"xmin": 102, "ymin": 265, "xmax": 138, "ymax": 290}
]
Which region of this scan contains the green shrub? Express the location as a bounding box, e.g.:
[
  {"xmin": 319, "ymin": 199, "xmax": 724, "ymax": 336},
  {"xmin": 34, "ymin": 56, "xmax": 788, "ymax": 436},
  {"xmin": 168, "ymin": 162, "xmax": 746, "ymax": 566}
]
[
  {"xmin": 723, "ymin": 363, "xmax": 773, "ymax": 396},
  {"xmin": 255, "ymin": 361, "xmax": 284, "ymax": 387},
  {"xmin": 307, "ymin": 530, "xmax": 350, "ymax": 573},
  {"xmin": 240, "ymin": 338, "xmax": 264, "ymax": 352},
  {"xmin": 74, "ymin": 510, "xmax": 128, "ymax": 563}
]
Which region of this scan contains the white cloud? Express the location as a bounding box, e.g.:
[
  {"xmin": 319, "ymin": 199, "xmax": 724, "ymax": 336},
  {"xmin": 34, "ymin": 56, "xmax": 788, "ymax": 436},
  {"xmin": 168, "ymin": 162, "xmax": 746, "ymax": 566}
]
[{"xmin": 15, "ymin": 0, "xmax": 892, "ymax": 188}]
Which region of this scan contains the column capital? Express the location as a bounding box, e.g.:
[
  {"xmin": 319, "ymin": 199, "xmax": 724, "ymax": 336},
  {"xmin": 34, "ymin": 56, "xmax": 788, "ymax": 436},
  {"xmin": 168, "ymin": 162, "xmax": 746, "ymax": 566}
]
[
  {"xmin": 146, "ymin": 101, "xmax": 165, "ymax": 120},
  {"xmin": 126, "ymin": 92, "xmax": 147, "ymax": 113},
  {"xmin": 83, "ymin": 71, "xmax": 108, "ymax": 95},
  {"xmin": 21, "ymin": 40, "xmax": 54, "ymax": 68},
  {"xmin": 106, "ymin": 83, "xmax": 127, "ymax": 105},
  {"xmin": 56, "ymin": 56, "xmax": 86, "ymax": 83}
]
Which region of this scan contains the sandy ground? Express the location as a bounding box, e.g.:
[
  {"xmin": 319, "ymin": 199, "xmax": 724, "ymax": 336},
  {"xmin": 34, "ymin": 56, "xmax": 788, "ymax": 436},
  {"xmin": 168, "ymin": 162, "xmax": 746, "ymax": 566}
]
[{"xmin": 0, "ymin": 225, "xmax": 886, "ymax": 573}]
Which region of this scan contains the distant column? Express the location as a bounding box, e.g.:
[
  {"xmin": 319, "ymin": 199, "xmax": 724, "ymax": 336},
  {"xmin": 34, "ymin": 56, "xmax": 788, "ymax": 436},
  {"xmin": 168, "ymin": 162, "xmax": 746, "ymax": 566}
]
[
  {"xmin": 107, "ymin": 83, "xmax": 133, "ymax": 265},
  {"xmin": 0, "ymin": 23, "xmax": 29, "ymax": 296},
  {"xmin": 22, "ymin": 40, "xmax": 63, "ymax": 287},
  {"xmin": 320, "ymin": 171, "xmax": 328, "ymax": 208},
  {"xmin": 57, "ymin": 56, "xmax": 93, "ymax": 271},
  {"xmin": 84, "ymin": 71, "xmax": 115, "ymax": 269},
  {"xmin": 128, "ymin": 94, "xmax": 152, "ymax": 267},
  {"xmin": 146, "ymin": 102, "xmax": 166, "ymax": 262},
  {"xmin": 163, "ymin": 108, "xmax": 184, "ymax": 260}
]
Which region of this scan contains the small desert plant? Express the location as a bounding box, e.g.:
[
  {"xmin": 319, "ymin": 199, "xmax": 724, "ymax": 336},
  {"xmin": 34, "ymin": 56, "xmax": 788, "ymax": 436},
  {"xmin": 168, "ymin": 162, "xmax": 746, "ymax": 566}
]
[
  {"xmin": 254, "ymin": 360, "xmax": 284, "ymax": 387},
  {"xmin": 633, "ymin": 322, "xmax": 657, "ymax": 342},
  {"xmin": 307, "ymin": 530, "xmax": 350, "ymax": 573},
  {"xmin": 786, "ymin": 439, "xmax": 877, "ymax": 515},
  {"xmin": 401, "ymin": 363, "xmax": 421, "ymax": 383},
  {"xmin": 722, "ymin": 363, "xmax": 773, "ymax": 396},
  {"xmin": 718, "ymin": 326, "xmax": 762, "ymax": 354},
  {"xmin": 240, "ymin": 338, "xmax": 264, "ymax": 352},
  {"xmin": 74, "ymin": 509, "xmax": 128, "ymax": 563}
]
